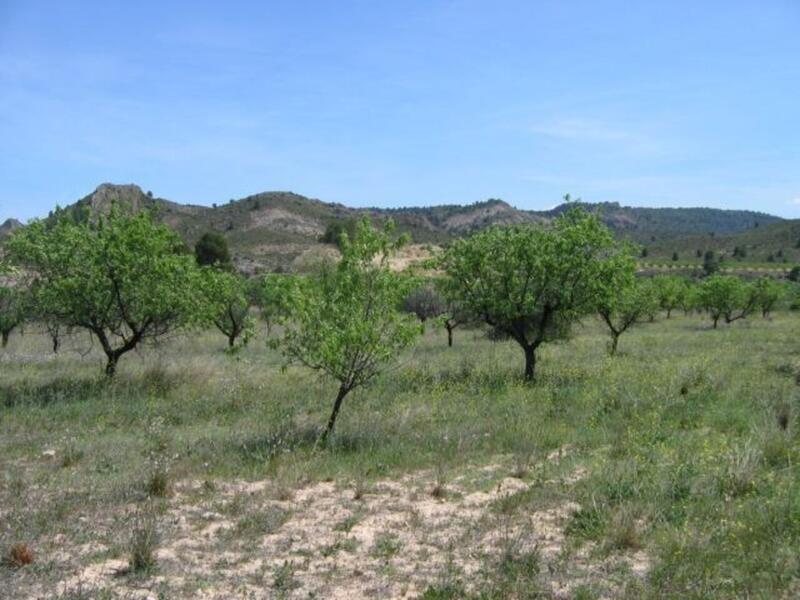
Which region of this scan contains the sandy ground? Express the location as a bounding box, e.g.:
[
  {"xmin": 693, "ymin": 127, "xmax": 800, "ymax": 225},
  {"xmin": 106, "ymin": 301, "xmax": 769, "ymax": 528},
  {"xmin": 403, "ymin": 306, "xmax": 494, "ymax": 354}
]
[{"xmin": 18, "ymin": 454, "xmax": 648, "ymax": 599}]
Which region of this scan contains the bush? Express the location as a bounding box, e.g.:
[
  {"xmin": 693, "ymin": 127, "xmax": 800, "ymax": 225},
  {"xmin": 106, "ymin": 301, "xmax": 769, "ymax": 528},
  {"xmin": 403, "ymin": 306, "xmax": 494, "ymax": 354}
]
[{"xmin": 128, "ymin": 508, "xmax": 159, "ymax": 572}]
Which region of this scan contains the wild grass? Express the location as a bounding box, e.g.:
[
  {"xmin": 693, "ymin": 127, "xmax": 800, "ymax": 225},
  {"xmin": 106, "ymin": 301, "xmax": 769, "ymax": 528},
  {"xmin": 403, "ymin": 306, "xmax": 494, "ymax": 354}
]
[{"xmin": 0, "ymin": 313, "xmax": 799, "ymax": 597}]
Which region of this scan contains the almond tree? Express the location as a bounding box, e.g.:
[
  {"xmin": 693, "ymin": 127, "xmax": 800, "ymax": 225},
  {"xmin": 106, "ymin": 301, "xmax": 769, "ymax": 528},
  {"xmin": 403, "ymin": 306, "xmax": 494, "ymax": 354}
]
[
  {"xmin": 7, "ymin": 207, "xmax": 203, "ymax": 376},
  {"xmin": 653, "ymin": 275, "xmax": 689, "ymax": 318},
  {"xmin": 439, "ymin": 207, "xmax": 634, "ymax": 381},
  {"xmin": 697, "ymin": 275, "xmax": 755, "ymax": 328},
  {"xmin": 598, "ymin": 278, "xmax": 660, "ymax": 355},
  {"xmin": 272, "ymin": 218, "xmax": 420, "ymax": 440},
  {"xmin": 199, "ymin": 267, "xmax": 253, "ymax": 350},
  {"xmin": 0, "ymin": 284, "xmax": 25, "ymax": 348},
  {"xmin": 751, "ymin": 276, "xmax": 783, "ymax": 318}
]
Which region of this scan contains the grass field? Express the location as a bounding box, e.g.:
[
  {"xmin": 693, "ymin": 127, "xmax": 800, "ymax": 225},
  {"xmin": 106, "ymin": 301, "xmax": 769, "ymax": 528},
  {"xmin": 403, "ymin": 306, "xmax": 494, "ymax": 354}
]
[{"xmin": 1, "ymin": 314, "xmax": 799, "ymax": 599}]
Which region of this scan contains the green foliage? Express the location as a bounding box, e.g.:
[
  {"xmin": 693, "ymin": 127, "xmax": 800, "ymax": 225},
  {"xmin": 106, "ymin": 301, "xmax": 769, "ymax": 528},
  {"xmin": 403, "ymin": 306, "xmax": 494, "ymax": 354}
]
[
  {"xmin": 653, "ymin": 275, "xmax": 689, "ymax": 318},
  {"xmin": 0, "ymin": 284, "xmax": 26, "ymax": 348},
  {"xmin": 597, "ymin": 278, "xmax": 660, "ymax": 355},
  {"xmin": 194, "ymin": 232, "xmax": 232, "ymax": 268},
  {"xmin": 198, "ymin": 268, "xmax": 254, "ymax": 350},
  {"xmin": 438, "ymin": 207, "xmax": 635, "ymax": 380},
  {"xmin": 319, "ymin": 218, "xmax": 359, "ymax": 248},
  {"xmin": 703, "ymin": 250, "xmax": 719, "ymax": 275},
  {"xmin": 697, "ymin": 275, "xmax": 755, "ymax": 328},
  {"xmin": 6, "ymin": 207, "xmax": 202, "ymax": 375},
  {"xmin": 751, "ymin": 277, "xmax": 783, "ymax": 317},
  {"xmin": 272, "ymin": 217, "xmax": 421, "ymax": 438}
]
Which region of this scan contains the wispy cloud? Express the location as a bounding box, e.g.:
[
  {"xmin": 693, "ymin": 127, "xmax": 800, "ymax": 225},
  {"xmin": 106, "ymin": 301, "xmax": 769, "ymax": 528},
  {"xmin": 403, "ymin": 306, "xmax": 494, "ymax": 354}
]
[
  {"xmin": 789, "ymin": 197, "xmax": 800, "ymax": 206},
  {"xmin": 530, "ymin": 117, "xmax": 666, "ymax": 155}
]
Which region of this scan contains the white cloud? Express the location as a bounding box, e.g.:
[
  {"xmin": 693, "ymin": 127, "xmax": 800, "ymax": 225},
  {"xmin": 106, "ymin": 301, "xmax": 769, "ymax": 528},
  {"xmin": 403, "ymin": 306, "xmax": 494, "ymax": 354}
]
[
  {"xmin": 529, "ymin": 117, "xmax": 666, "ymax": 155},
  {"xmin": 789, "ymin": 197, "xmax": 800, "ymax": 206}
]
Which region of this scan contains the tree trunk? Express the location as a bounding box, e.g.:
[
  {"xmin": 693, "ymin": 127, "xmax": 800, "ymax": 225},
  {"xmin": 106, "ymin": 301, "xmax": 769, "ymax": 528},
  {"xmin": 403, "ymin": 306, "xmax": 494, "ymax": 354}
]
[
  {"xmin": 609, "ymin": 333, "xmax": 620, "ymax": 356},
  {"xmin": 446, "ymin": 323, "xmax": 453, "ymax": 347},
  {"xmin": 322, "ymin": 384, "xmax": 350, "ymax": 441},
  {"xmin": 666, "ymin": 308, "xmax": 672, "ymax": 319},
  {"xmin": 228, "ymin": 333, "xmax": 236, "ymax": 348},
  {"xmin": 523, "ymin": 345, "xmax": 536, "ymax": 382},
  {"xmin": 712, "ymin": 316, "xmax": 719, "ymax": 329},
  {"xmin": 52, "ymin": 335, "xmax": 60, "ymax": 354},
  {"xmin": 105, "ymin": 353, "xmax": 119, "ymax": 378},
  {"xmin": 1, "ymin": 331, "xmax": 8, "ymax": 348}
]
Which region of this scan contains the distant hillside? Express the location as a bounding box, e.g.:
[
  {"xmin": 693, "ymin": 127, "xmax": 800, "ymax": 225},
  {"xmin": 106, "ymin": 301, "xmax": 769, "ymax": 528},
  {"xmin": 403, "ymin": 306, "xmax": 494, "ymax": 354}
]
[
  {"xmin": 536, "ymin": 202, "xmax": 781, "ymax": 243},
  {"xmin": 5, "ymin": 183, "xmax": 788, "ymax": 274},
  {"xmin": 0, "ymin": 218, "xmax": 22, "ymax": 241},
  {"xmin": 642, "ymin": 218, "xmax": 800, "ymax": 266}
]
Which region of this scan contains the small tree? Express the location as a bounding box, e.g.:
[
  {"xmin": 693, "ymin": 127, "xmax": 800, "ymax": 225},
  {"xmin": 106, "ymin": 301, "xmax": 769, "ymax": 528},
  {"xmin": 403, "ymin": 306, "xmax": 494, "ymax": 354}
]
[
  {"xmin": 439, "ymin": 207, "xmax": 634, "ymax": 381},
  {"xmin": 0, "ymin": 284, "xmax": 26, "ymax": 348},
  {"xmin": 680, "ymin": 282, "xmax": 699, "ymax": 315},
  {"xmin": 273, "ymin": 218, "xmax": 420, "ymax": 440},
  {"xmin": 440, "ymin": 297, "xmax": 472, "ymax": 348},
  {"xmin": 8, "ymin": 208, "xmax": 202, "ymax": 376},
  {"xmin": 697, "ymin": 275, "xmax": 755, "ymax": 328},
  {"xmin": 653, "ymin": 275, "xmax": 688, "ymax": 318},
  {"xmin": 703, "ymin": 250, "xmax": 719, "ymax": 275},
  {"xmin": 194, "ymin": 232, "xmax": 232, "ymax": 268},
  {"xmin": 319, "ymin": 219, "xmax": 359, "ymax": 249},
  {"xmin": 751, "ymin": 276, "xmax": 783, "ymax": 318},
  {"xmin": 598, "ymin": 278, "xmax": 659, "ymax": 355},
  {"xmin": 200, "ymin": 268, "xmax": 253, "ymax": 350},
  {"xmin": 402, "ymin": 282, "xmax": 445, "ymax": 330}
]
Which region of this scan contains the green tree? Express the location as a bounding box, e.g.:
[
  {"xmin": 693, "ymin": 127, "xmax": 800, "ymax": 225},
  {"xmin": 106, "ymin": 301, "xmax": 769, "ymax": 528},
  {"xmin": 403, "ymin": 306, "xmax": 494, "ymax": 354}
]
[
  {"xmin": 200, "ymin": 268, "xmax": 253, "ymax": 349},
  {"xmin": 751, "ymin": 277, "xmax": 783, "ymax": 318},
  {"xmin": 703, "ymin": 250, "xmax": 719, "ymax": 275},
  {"xmin": 440, "ymin": 297, "xmax": 472, "ymax": 348},
  {"xmin": 194, "ymin": 232, "xmax": 232, "ymax": 268},
  {"xmin": 697, "ymin": 275, "xmax": 755, "ymax": 328},
  {"xmin": 653, "ymin": 275, "xmax": 688, "ymax": 318},
  {"xmin": 7, "ymin": 208, "xmax": 202, "ymax": 376},
  {"xmin": 0, "ymin": 284, "xmax": 26, "ymax": 348},
  {"xmin": 439, "ymin": 207, "xmax": 634, "ymax": 381},
  {"xmin": 680, "ymin": 281, "xmax": 699, "ymax": 315},
  {"xmin": 272, "ymin": 218, "xmax": 421, "ymax": 440},
  {"xmin": 598, "ymin": 278, "xmax": 659, "ymax": 355},
  {"xmin": 319, "ymin": 218, "xmax": 359, "ymax": 249}
]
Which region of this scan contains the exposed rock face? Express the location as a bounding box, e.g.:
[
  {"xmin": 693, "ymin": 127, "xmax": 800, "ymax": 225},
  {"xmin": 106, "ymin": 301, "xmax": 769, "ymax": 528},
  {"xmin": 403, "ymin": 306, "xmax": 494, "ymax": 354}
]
[{"xmin": 0, "ymin": 218, "xmax": 22, "ymax": 239}]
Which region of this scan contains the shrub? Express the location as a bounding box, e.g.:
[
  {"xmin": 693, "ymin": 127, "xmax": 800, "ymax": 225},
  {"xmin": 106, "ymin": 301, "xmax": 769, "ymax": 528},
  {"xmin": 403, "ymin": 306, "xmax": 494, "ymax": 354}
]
[{"xmin": 128, "ymin": 508, "xmax": 158, "ymax": 572}]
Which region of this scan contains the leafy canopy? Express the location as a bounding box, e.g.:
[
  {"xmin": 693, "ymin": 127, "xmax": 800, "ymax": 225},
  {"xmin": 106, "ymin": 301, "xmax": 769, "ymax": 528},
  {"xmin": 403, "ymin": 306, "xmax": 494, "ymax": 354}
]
[
  {"xmin": 7, "ymin": 206, "xmax": 203, "ymax": 375},
  {"xmin": 199, "ymin": 268, "xmax": 253, "ymax": 350},
  {"xmin": 439, "ymin": 207, "xmax": 634, "ymax": 380},
  {"xmin": 597, "ymin": 277, "xmax": 660, "ymax": 354},
  {"xmin": 273, "ymin": 217, "xmax": 421, "ymax": 437},
  {"xmin": 195, "ymin": 231, "xmax": 233, "ymax": 268},
  {"xmin": 0, "ymin": 284, "xmax": 26, "ymax": 347},
  {"xmin": 697, "ymin": 275, "xmax": 755, "ymax": 327}
]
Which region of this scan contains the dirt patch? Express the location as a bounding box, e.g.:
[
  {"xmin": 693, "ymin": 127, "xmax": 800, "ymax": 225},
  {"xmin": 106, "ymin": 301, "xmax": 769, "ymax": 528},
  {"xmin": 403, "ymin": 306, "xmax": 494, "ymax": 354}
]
[{"xmin": 25, "ymin": 458, "xmax": 648, "ymax": 599}]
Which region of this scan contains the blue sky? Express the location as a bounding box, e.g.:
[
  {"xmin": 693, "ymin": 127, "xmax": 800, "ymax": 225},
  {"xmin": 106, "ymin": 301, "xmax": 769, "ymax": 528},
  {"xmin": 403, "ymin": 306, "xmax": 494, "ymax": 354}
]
[{"xmin": 1, "ymin": 0, "xmax": 799, "ymax": 222}]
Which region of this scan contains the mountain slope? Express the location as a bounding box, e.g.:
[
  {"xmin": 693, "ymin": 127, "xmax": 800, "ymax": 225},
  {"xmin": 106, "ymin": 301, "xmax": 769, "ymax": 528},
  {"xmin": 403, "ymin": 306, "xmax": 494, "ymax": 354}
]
[
  {"xmin": 643, "ymin": 218, "xmax": 800, "ymax": 265},
  {"xmin": 8, "ymin": 183, "xmax": 787, "ymax": 273}
]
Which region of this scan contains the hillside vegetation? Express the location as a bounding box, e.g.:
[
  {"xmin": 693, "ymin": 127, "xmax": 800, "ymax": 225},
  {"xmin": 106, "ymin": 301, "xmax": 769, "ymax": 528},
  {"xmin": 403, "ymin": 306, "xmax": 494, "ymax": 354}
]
[
  {"xmin": 7, "ymin": 183, "xmax": 785, "ymax": 274},
  {"xmin": 642, "ymin": 219, "xmax": 800, "ymax": 267}
]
